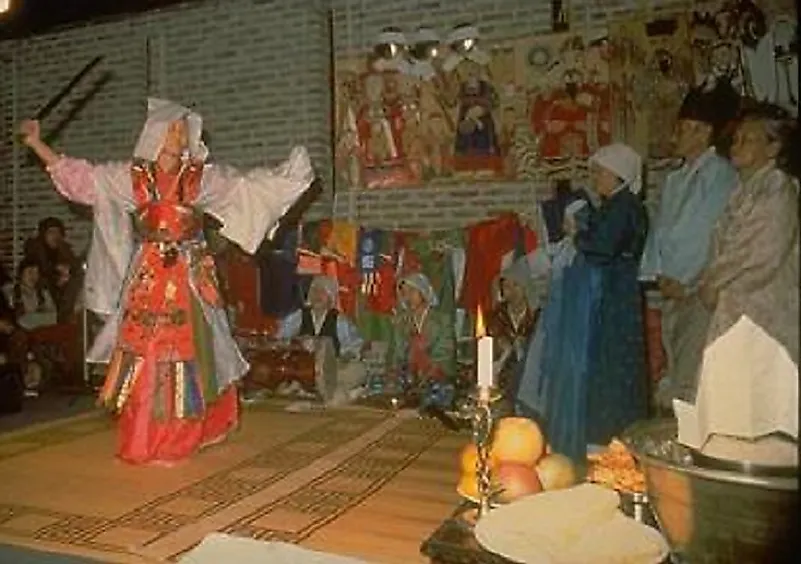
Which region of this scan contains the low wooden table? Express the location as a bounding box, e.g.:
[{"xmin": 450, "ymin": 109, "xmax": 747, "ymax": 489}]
[{"xmin": 420, "ymin": 504, "xmax": 513, "ymax": 564}]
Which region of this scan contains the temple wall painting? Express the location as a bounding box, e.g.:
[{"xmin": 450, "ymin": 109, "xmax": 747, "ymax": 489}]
[{"xmin": 333, "ymin": 0, "xmax": 797, "ymax": 190}]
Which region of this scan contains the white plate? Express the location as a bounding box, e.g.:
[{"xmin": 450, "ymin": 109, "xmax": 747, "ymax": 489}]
[{"xmin": 474, "ymin": 485, "xmax": 669, "ymax": 564}]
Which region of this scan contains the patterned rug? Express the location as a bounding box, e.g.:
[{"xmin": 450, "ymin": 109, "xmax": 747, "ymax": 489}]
[{"xmin": 0, "ymin": 401, "xmax": 451, "ymax": 563}]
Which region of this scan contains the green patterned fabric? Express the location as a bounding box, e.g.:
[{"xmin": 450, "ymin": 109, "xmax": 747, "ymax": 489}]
[
  {"xmin": 387, "ymin": 307, "xmax": 456, "ymax": 383},
  {"xmin": 190, "ymin": 294, "xmax": 219, "ymax": 404}
]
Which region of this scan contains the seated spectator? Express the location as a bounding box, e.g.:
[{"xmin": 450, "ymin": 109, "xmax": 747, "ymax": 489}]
[
  {"xmin": 23, "ymin": 216, "xmax": 80, "ymax": 320},
  {"xmin": 277, "ymin": 275, "xmax": 366, "ymax": 405},
  {"xmin": 53, "ymin": 259, "xmax": 84, "ymax": 323},
  {"xmin": 386, "ymin": 273, "xmax": 457, "ymax": 410},
  {"xmin": 1, "ymin": 264, "xmax": 24, "ymax": 364},
  {"xmin": 6, "ymin": 258, "xmax": 58, "ymax": 330},
  {"xmin": 487, "ymin": 256, "xmax": 544, "ymax": 400},
  {"xmin": 0, "ymin": 262, "xmax": 35, "ymax": 394}
]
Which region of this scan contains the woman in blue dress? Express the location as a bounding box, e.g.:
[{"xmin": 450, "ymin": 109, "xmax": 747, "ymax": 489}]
[{"xmin": 516, "ymin": 143, "xmax": 648, "ymax": 460}]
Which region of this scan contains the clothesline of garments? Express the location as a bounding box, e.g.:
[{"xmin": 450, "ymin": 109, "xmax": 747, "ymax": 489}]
[{"xmin": 234, "ymin": 211, "xmax": 538, "ymax": 342}]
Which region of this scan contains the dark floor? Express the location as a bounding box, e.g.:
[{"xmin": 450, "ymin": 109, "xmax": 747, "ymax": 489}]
[
  {"xmin": 0, "ymin": 391, "xmax": 98, "ymax": 434},
  {"xmin": 0, "ymin": 545, "xmax": 101, "ymax": 563}
]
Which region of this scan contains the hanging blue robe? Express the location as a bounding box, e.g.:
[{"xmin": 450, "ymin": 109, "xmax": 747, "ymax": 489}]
[{"xmin": 516, "ymin": 188, "xmax": 648, "ymax": 460}]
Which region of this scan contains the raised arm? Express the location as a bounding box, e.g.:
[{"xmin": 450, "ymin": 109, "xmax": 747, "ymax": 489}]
[
  {"xmin": 19, "ymin": 120, "xmax": 135, "ymax": 316},
  {"xmin": 19, "ymin": 119, "xmax": 132, "ymax": 207},
  {"xmin": 20, "ymin": 120, "xmax": 60, "ymax": 168}
]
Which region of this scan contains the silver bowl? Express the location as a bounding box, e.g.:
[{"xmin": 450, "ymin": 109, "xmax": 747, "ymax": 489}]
[{"xmin": 623, "ymin": 419, "xmax": 799, "ymax": 564}]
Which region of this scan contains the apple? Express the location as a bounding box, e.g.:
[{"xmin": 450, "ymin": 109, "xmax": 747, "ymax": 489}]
[{"xmin": 495, "ymin": 462, "xmax": 543, "ymax": 503}]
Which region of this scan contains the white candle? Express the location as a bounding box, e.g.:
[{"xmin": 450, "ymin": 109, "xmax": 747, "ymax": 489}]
[
  {"xmin": 475, "ymin": 307, "xmax": 494, "ymax": 390},
  {"xmin": 478, "ymin": 335, "xmax": 494, "ymax": 389}
]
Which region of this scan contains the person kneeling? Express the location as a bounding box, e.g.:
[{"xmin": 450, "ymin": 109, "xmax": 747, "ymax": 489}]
[{"xmin": 386, "ymin": 273, "xmax": 457, "ymax": 411}]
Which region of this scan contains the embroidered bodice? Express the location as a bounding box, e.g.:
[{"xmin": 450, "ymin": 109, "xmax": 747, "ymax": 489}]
[{"xmin": 131, "ymin": 161, "xmax": 204, "ymax": 243}]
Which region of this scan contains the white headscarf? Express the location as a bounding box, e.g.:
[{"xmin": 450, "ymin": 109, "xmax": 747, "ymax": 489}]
[
  {"xmin": 589, "ymin": 143, "xmax": 643, "ymax": 195},
  {"xmin": 398, "ymin": 272, "xmax": 438, "ymax": 307},
  {"xmin": 497, "ymin": 253, "xmax": 550, "ymax": 310},
  {"xmin": 133, "ymin": 98, "xmax": 208, "ymax": 162},
  {"xmin": 308, "ymin": 275, "xmax": 339, "ymax": 308}
]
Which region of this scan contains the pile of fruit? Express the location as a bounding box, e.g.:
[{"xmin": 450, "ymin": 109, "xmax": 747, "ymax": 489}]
[{"xmin": 457, "ymin": 417, "xmax": 577, "ymax": 504}]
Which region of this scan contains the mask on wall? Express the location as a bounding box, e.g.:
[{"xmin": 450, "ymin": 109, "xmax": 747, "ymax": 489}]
[
  {"xmin": 442, "ymin": 23, "xmax": 490, "ymax": 72},
  {"xmin": 408, "ymin": 27, "xmax": 441, "ymax": 80},
  {"xmin": 372, "ymin": 27, "xmax": 411, "ymax": 73}
]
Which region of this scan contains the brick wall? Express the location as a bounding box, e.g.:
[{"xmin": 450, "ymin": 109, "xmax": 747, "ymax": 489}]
[{"xmin": 0, "ymin": 0, "xmax": 795, "ymax": 270}]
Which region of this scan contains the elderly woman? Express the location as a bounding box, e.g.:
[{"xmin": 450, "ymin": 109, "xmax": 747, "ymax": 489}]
[
  {"xmin": 20, "ymin": 99, "xmax": 313, "ymax": 465},
  {"xmin": 698, "ymin": 104, "xmax": 799, "ymax": 364},
  {"xmin": 386, "ymin": 272, "xmax": 456, "ymax": 409},
  {"xmin": 22, "ymin": 216, "xmax": 81, "ymax": 322},
  {"xmin": 517, "ymin": 143, "xmax": 649, "ymax": 460},
  {"xmin": 278, "ymin": 276, "xmax": 363, "ymax": 358},
  {"xmin": 487, "ymin": 256, "xmax": 544, "ymax": 399},
  {"xmin": 277, "ymin": 275, "xmax": 365, "ymax": 404}
]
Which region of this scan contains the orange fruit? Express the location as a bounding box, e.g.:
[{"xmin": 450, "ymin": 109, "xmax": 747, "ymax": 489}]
[
  {"xmin": 460, "ymin": 442, "xmax": 499, "ymax": 474},
  {"xmin": 459, "ymin": 443, "xmax": 479, "ymax": 474},
  {"xmin": 492, "ymin": 417, "xmax": 546, "ymax": 467},
  {"xmin": 457, "ymin": 472, "xmax": 480, "ymax": 500}
]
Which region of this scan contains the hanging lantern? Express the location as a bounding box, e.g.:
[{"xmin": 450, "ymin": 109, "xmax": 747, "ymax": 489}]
[
  {"xmin": 448, "ymin": 23, "xmax": 480, "ymax": 55},
  {"xmin": 409, "ymin": 27, "xmax": 441, "ymax": 62},
  {"xmin": 373, "ymin": 27, "xmax": 408, "ymax": 61}
]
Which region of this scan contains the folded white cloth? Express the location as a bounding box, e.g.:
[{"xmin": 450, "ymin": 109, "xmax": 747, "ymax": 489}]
[{"xmin": 675, "ymin": 315, "xmax": 798, "ymax": 451}]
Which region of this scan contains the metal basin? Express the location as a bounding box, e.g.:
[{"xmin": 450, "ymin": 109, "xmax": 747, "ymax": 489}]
[{"xmin": 623, "ymin": 419, "xmax": 799, "ymax": 564}]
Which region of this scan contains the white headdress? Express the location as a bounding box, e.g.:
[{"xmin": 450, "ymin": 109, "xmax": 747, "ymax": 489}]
[
  {"xmin": 133, "ymin": 97, "xmax": 208, "ymax": 162},
  {"xmin": 588, "ymin": 143, "xmax": 643, "ymax": 195},
  {"xmin": 398, "ymin": 272, "xmax": 438, "ymax": 307},
  {"xmin": 308, "ymin": 275, "xmax": 339, "ymax": 307},
  {"xmin": 442, "ymin": 25, "xmax": 490, "ymax": 72}
]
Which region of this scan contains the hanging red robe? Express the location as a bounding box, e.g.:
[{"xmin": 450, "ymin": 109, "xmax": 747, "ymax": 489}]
[{"xmin": 461, "ymin": 213, "xmax": 538, "ymax": 318}]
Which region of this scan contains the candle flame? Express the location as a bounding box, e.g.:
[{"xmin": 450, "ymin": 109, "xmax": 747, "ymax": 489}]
[{"xmin": 475, "ymin": 306, "xmax": 486, "ymax": 338}]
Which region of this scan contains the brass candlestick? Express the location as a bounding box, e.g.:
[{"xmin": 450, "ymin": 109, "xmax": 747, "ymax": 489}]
[{"xmin": 461, "ymin": 386, "xmax": 500, "ymax": 518}]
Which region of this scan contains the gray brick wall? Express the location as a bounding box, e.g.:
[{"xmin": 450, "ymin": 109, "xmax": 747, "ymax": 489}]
[
  {"xmin": 0, "ymin": 54, "xmax": 15, "ymax": 270},
  {"xmin": 0, "ymin": 0, "xmax": 793, "ymax": 271}
]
